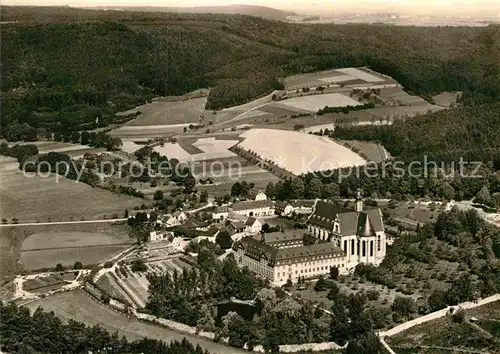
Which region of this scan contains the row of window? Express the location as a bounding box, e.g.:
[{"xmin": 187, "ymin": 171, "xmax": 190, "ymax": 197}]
[{"xmin": 276, "ymin": 264, "xmax": 343, "ymax": 278}]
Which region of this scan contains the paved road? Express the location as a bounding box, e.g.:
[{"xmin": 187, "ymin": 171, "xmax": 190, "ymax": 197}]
[
  {"xmin": 0, "ymin": 218, "xmax": 127, "ymax": 227},
  {"xmin": 24, "ymin": 290, "xmax": 246, "ymax": 354}
]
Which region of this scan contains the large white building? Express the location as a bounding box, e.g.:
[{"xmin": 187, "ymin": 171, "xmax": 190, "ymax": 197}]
[
  {"xmin": 233, "ymin": 231, "xmax": 346, "ymax": 286},
  {"xmin": 233, "ymin": 195, "xmax": 388, "ymax": 285},
  {"xmin": 230, "ymin": 200, "xmax": 275, "ymax": 217}
]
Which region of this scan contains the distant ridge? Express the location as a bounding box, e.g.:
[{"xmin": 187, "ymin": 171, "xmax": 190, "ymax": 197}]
[{"xmin": 90, "ymin": 5, "xmax": 295, "ymax": 21}]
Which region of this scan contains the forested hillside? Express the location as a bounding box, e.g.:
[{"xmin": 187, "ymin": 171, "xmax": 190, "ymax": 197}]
[
  {"xmin": 334, "ymin": 103, "xmax": 500, "ymax": 166},
  {"xmin": 1, "ymin": 6, "xmax": 499, "ymax": 137}
]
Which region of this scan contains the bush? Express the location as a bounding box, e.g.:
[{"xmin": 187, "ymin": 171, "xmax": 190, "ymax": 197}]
[
  {"xmin": 73, "ymin": 261, "xmax": 83, "ymax": 270},
  {"xmin": 366, "ymin": 290, "xmax": 380, "ymax": 301},
  {"xmin": 452, "ymin": 309, "xmax": 465, "ymax": 323},
  {"xmin": 104, "ymin": 261, "xmax": 114, "ymax": 268}
]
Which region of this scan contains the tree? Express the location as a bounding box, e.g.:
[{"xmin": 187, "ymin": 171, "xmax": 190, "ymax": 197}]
[
  {"xmin": 345, "ymin": 332, "xmax": 381, "ymax": 354},
  {"xmin": 290, "ymin": 178, "xmax": 305, "ymax": 199},
  {"xmin": 391, "ymin": 296, "xmax": 415, "ymax": 320},
  {"xmin": 475, "ymin": 186, "xmax": 492, "ymax": 206},
  {"xmin": 200, "ymin": 190, "xmax": 208, "ymax": 203},
  {"xmin": 306, "ymin": 177, "xmax": 323, "ymax": 199},
  {"xmin": 153, "ymin": 190, "xmax": 164, "ymax": 200},
  {"xmin": 265, "ymin": 182, "xmax": 276, "ymax": 199},
  {"xmin": 73, "ymin": 261, "xmax": 83, "ymax": 270},
  {"xmin": 327, "ymin": 283, "xmax": 340, "ymax": 300},
  {"xmin": 330, "ymin": 266, "xmax": 339, "ymax": 280},
  {"xmin": 322, "ymin": 183, "xmax": 340, "ymax": 199},
  {"xmin": 55, "ymin": 263, "xmax": 65, "ymax": 272},
  {"xmin": 184, "ymin": 175, "xmax": 196, "ymax": 194},
  {"xmin": 124, "ymin": 209, "xmax": 129, "ymax": 218},
  {"xmin": 216, "ymin": 230, "xmax": 232, "ymax": 249},
  {"xmin": 131, "ymin": 259, "xmax": 147, "ymax": 272},
  {"xmin": 231, "ymin": 181, "xmax": 242, "ymax": 197},
  {"xmin": 314, "ymin": 277, "xmax": 329, "ymax": 292}
]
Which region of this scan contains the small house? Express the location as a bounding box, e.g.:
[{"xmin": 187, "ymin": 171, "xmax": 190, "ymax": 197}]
[{"xmin": 244, "ymin": 217, "xmax": 262, "ymax": 234}]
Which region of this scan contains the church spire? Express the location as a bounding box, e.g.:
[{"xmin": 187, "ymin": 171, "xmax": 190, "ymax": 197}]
[{"xmin": 355, "ymin": 189, "xmax": 363, "ymax": 213}]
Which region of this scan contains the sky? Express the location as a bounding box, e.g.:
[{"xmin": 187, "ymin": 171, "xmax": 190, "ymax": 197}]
[{"xmin": 3, "ymin": 0, "xmax": 499, "ymax": 17}]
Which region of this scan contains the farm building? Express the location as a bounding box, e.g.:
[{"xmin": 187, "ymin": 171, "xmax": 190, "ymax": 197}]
[
  {"xmin": 225, "ymin": 221, "xmax": 246, "ymax": 235},
  {"xmin": 291, "ymin": 200, "xmax": 315, "ymax": 214},
  {"xmin": 306, "ymin": 194, "xmax": 387, "ymax": 272},
  {"xmin": 149, "ymin": 231, "xmax": 172, "ymax": 242},
  {"xmin": 244, "ymin": 217, "xmax": 262, "ymax": 234},
  {"xmin": 247, "ymin": 189, "xmax": 267, "ymax": 201},
  {"xmin": 161, "ymin": 211, "xmax": 187, "ymax": 226},
  {"xmin": 212, "ymin": 206, "xmax": 229, "ymax": 221},
  {"xmin": 230, "ymin": 200, "xmax": 275, "ymax": 217},
  {"xmin": 275, "ymin": 201, "xmax": 294, "ymax": 216},
  {"xmin": 233, "ymin": 231, "xmax": 346, "ymax": 286}
]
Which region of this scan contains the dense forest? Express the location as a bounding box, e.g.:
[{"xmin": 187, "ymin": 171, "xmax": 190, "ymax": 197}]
[
  {"xmin": 1, "ymin": 6, "xmax": 499, "ymax": 137},
  {"xmin": 0, "ymin": 302, "xmax": 210, "ymax": 353},
  {"xmin": 334, "ymin": 103, "xmax": 500, "ymax": 166}
]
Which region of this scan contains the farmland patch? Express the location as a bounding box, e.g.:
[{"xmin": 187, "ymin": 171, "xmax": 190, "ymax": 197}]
[
  {"xmin": 119, "ymin": 97, "xmax": 206, "ymax": 126},
  {"xmin": 276, "ymin": 93, "xmax": 361, "ymax": 112},
  {"xmin": 0, "ymin": 156, "xmax": 141, "ymax": 223},
  {"xmin": 237, "ymin": 128, "xmax": 366, "ymax": 175},
  {"xmin": 336, "ymin": 67, "xmax": 385, "ymax": 83}
]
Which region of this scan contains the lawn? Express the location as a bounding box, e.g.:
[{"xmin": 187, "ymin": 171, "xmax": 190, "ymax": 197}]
[{"xmin": 0, "ymin": 156, "xmax": 141, "ymax": 223}]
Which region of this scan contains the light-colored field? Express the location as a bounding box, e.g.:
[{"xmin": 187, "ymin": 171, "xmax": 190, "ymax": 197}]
[
  {"xmin": 120, "ymin": 140, "xmax": 144, "ymax": 154},
  {"xmin": 284, "ymin": 67, "xmax": 393, "ymax": 90},
  {"xmin": 0, "ymin": 156, "xmax": 141, "ymax": 222},
  {"xmin": 8, "ymin": 141, "xmax": 106, "ymax": 158},
  {"xmin": 22, "ymin": 231, "xmax": 131, "ymax": 251},
  {"xmin": 432, "ymin": 91, "xmax": 461, "ymax": 107},
  {"xmin": 319, "ymin": 74, "xmax": 356, "ymax": 83},
  {"xmin": 153, "ymin": 137, "xmax": 239, "ymax": 162},
  {"xmin": 21, "ymin": 245, "xmax": 129, "ymax": 270},
  {"xmin": 18, "ymin": 223, "xmax": 133, "ymax": 270},
  {"xmin": 119, "ymin": 97, "xmax": 206, "ymax": 126},
  {"xmin": 24, "ymin": 290, "xmax": 244, "ymax": 354},
  {"xmin": 336, "ymin": 67, "xmax": 385, "ymax": 83},
  {"xmin": 238, "ymin": 128, "xmax": 366, "ymax": 175},
  {"xmin": 108, "ymin": 124, "xmax": 189, "ymax": 139},
  {"xmin": 277, "ymin": 93, "xmax": 361, "ymax": 112}
]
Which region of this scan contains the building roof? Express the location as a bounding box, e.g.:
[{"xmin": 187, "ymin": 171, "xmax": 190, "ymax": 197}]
[
  {"xmin": 252, "ymin": 230, "xmax": 305, "ymax": 244},
  {"xmin": 215, "ymin": 206, "xmax": 229, "ymax": 213},
  {"xmin": 275, "ymin": 242, "xmax": 344, "ymax": 262},
  {"xmin": 308, "ymin": 201, "xmax": 384, "ymax": 237},
  {"xmin": 230, "ymin": 221, "xmax": 245, "ymax": 229},
  {"xmin": 245, "ymin": 217, "xmax": 259, "ymax": 226},
  {"xmin": 247, "ymin": 189, "xmax": 265, "ymax": 199},
  {"xmin": 291, "ymin": 200, "xmax": 315, "ymax": 208},
  {"xmin": 235, "ymin": 236, "xmax": 343, "ymax": 265},
  {"xmin": 231, "ymin": 200, "xmax": 274, "ymax": 211},
  {"xmin": 275, "ymin": 201, "xmax": 291, "ymax": 209}
]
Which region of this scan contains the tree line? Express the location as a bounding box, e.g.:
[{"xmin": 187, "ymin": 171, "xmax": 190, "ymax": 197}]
[{"xmin": 0, "ymin": 301, "xmax": 210, "ymax": 353}]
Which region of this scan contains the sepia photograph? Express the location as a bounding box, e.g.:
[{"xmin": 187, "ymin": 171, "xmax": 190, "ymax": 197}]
[{"xmin": 0, "ymin": 0, "xmax": 499, "ymax": 353}]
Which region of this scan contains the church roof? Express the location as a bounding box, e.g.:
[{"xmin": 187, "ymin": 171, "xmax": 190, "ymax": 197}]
[{"xmin": 308, "ymin": 201, "xmax": 384, "ymax": 237}]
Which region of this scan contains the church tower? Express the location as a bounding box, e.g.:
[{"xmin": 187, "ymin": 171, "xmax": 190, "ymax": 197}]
[{"xmin": 355, "ymin": 189, "xmax": 363, "ymax": 213}]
